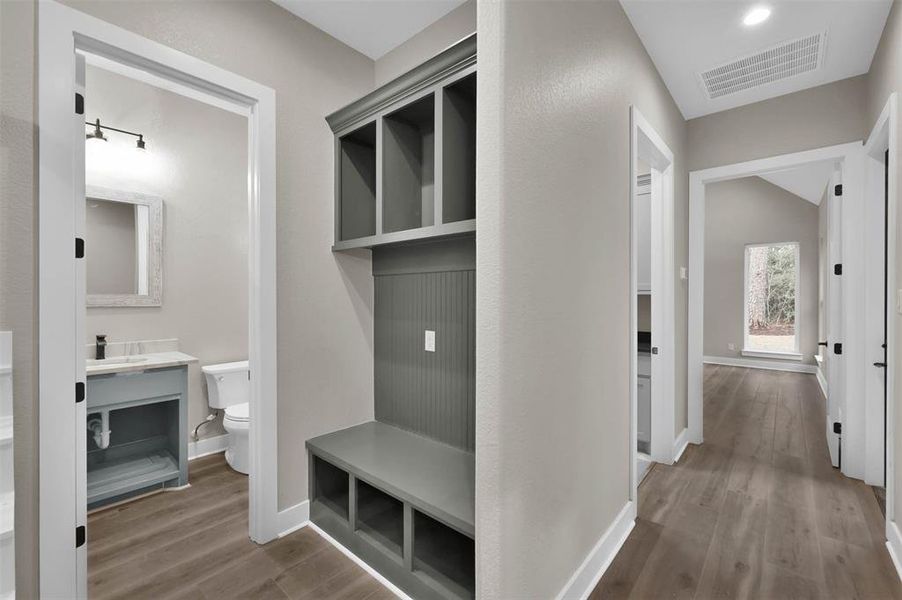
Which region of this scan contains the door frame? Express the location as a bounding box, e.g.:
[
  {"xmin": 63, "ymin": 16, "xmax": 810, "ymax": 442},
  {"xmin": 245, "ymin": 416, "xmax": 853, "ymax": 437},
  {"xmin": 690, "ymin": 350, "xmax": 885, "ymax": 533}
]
[
  {"xmin": 688, "ymin": 141, "xmax": 863, "ymax": 448},
  {"xmin": 630, "ymin": 106, "xmax": 677, "ymax": 503},
  {"xmin": 862, "ymin": 94, "xmax": 899, "ymax": 560},
  {"xmin": 38, "ymin": 2, "xmax": 278, "ymax": 596}
]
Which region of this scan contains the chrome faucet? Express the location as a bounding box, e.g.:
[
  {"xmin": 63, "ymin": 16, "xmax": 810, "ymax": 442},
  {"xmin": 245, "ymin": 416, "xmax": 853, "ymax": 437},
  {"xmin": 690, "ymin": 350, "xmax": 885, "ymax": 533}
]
[{"xmin": 96, "ymin": 334, "xmax": 107, "ymax": 360}]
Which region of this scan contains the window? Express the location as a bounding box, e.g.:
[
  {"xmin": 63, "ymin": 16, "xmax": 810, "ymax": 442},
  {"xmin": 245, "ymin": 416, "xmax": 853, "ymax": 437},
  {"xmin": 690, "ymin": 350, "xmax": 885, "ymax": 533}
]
[{"xmin": 743, "ymin": 242, "xmax": 801, "ymax": 358}]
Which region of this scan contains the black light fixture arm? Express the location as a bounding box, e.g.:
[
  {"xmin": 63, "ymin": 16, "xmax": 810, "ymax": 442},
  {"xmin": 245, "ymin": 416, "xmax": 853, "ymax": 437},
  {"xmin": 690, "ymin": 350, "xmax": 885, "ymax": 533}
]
[{"xmin": 85, "ymin": 118, "xmax": 146, "ymax": 149}]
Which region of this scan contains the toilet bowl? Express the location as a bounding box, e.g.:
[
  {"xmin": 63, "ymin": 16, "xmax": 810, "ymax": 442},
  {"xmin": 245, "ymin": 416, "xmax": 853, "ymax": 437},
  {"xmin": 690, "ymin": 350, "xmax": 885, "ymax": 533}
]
[{"xmin": 202, "ymin": 360, "xmax": 250, "ymax": 474}]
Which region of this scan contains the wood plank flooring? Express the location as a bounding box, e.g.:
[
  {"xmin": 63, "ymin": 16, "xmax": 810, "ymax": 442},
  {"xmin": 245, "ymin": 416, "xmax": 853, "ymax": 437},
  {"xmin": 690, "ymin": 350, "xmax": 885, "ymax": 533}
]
[
  {"xmin": 87, "ymin": 454, "xmax": 391, "ymax": 600},
  {"xmin": 592, "ymin": 366, "xmax": 902, "ymax": 600}
]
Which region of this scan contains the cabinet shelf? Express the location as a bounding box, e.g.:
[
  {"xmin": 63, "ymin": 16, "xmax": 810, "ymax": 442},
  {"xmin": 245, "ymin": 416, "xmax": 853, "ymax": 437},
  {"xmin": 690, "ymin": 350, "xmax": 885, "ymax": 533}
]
[{"xmin": 327, "ymin": 35, "xmax": 477, "ymax": 251}]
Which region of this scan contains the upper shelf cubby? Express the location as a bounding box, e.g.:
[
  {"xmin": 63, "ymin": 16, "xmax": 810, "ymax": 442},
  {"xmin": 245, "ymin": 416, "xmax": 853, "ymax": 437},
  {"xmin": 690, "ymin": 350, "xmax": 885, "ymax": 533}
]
[{"xmin": 326, "ymin": 34, "xmax": 476, "ymax": 252}]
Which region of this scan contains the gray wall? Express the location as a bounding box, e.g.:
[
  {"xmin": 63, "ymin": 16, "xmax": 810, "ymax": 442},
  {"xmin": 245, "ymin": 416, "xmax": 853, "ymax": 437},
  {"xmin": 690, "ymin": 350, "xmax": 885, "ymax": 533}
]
[
  {"xmin": 1, "ymin": 2, "xmax": 376, "ymax": 591},
  {"xmin": 475, "ymin": 0, "xmax": 688, "ymax": 596},
  {"xmin": 866, "ymin": 0, "xmax": 902, "ymax": 528},
  {"xmin": 704, "ymin": 177, "xmax": 820, "ymax": 365},
  {"xmin": 373, "ymin": 237, "xmax": 475, "ymax": 451},
  {"xmin": 0, "ymin": 1, "xmax": 38, "ymax": 595},
  {"xmin": 688, "ymin": 75, "xmax": 868, "ymax": 171},
  {"xmin": 84, "ymin": 65, "xmax": 247, "ymax": 440},
  {"xmin": 374, "ymin": 0, "xmax": 476, "ymax": 87}
]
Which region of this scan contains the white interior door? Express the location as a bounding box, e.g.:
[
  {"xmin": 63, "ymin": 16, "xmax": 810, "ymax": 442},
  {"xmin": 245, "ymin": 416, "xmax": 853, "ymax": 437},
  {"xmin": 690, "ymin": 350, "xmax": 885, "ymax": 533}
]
[
  {"xmin": 826, "ymin": 168, "xmax": 843, "ymax": 468},
  {"xmin": 74, "ymin": 51, "xmax": 88, "ymax": 597}
]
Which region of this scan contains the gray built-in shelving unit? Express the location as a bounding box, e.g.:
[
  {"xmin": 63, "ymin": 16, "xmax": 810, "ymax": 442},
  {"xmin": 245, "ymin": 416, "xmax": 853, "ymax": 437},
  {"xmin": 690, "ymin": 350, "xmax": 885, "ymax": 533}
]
[
  {"xmin": 328, "ymin": 34, "xmax": 476, "ymax": 251},
  {"xmin": 314, "ymin": 34, "xmax": 476, "ymax": 600}
]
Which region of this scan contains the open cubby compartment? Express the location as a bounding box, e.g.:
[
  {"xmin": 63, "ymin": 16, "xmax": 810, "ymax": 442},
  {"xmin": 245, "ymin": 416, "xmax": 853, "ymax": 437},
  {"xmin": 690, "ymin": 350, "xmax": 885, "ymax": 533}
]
[
  {"xmin": 442, "ymin": 72, "xmax": 476, "ymax": 225},
  {"xmin": 355, "ymin": 478, "xmax": 404, "ymax": 559},
  {"xmin": 414, "ymin": 510, "xmax": 475, "ymax": 599},
  {"xmin": 338, "ymin": 121, "xmax": 377, "ymax": 241},
  {"xmin": 383, "ymin": 93, "xmax": 435, "ymax": 233},
  {"xmin": 86, "ymin": 399, "xmax": 180, "ymax": 507},
  {"xmin": 312, "ymin": 455, "xmax": 350, "ymax": 521}
]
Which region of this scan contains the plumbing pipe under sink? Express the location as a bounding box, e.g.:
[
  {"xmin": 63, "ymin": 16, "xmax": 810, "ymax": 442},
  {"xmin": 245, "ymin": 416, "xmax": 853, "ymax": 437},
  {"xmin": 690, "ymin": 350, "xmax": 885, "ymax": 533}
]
[{"xmin": 87, "ymin": 410, "xmax": 111, "ymax": 449}]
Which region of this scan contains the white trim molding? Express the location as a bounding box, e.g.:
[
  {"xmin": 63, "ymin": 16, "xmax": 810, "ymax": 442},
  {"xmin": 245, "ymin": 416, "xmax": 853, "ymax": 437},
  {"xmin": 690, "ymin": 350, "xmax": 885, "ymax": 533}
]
[
  {"xmin": 306, "ymin": 521, "xmax": 413, "ymax": 600},
  {"xmin": 276, "ymin": 500, "xmax": 310, "ymax": 539},
  {"xmin": 188, "ymin": 434, "xmax": 230, "ymax": 460},
  {"xmin": 673, "ymin": 428, "xmax": 690, "ymax": 463},
  {"xmin": 555, "ymin": 502, "xmax": 636, "ymax": 600},
  {"xmin": 887, "ymin": 520, "xmax": 902, "ymax": 582},
  {"xmin": 816, "ymin": 367, "xmax": 829, "ymax": 399},
  {"xmin": 704, "ymin": 355, "xmax": 817, "ymax": 374},
  {"xmin": 740, "ymin": 349, "xmax": 803, "ymax": 361}
]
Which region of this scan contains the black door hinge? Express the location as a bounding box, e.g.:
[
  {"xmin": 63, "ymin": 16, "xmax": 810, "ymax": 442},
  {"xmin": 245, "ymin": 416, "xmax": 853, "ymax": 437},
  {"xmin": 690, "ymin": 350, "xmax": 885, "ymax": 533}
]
[
  {"xmin": 833, "ymin": 422, "xmax": 842, "ymax": 435},
  {"xmin": 75, "ymin": 93, "xmax": 84, "ymax": 115},
  {"xmin": 834, "ymin": 263, "xmax": 842, "ymax": 276},
  {"xmin": 75, "ymin": 237, "xmax": 84, "ymax": 259},
  {"xmin": 834, "ymin": 343, "xmax": 843, "ymax": 355},
  {"xmin": 75, "ymin": 382, "xmax": 85, "ymax": 403},
  {"xmin": 835, "ymin": 184, "xmax": 843, "ymax": 196},
  {"xmin": 75, "ymin": 525, "xmax": 86, "ymax": 548}
]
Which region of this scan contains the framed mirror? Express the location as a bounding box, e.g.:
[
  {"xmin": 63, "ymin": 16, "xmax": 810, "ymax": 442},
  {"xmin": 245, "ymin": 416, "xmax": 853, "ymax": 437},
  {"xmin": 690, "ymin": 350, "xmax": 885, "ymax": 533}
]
[{"xmin": 85, "ymin": 185, "xmax": 163, "ymax": 307}]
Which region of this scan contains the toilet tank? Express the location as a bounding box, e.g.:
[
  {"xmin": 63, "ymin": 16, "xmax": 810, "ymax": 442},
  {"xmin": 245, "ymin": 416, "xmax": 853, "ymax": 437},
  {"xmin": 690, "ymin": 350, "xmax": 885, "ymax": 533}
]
[{"xmin": 202, "ymin": 360, "xmax": 249, "ymax": 409}]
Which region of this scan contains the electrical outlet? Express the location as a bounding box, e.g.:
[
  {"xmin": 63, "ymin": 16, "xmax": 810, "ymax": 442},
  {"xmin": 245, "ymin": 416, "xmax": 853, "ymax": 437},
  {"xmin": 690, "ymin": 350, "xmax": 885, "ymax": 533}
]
[
  {"xmin": 728, "ymin": 343, "xmax": 736, "ymax": 351},
  {"xmin": 425, "ymin": 330, "xmax": 436, "ymax": 352}
]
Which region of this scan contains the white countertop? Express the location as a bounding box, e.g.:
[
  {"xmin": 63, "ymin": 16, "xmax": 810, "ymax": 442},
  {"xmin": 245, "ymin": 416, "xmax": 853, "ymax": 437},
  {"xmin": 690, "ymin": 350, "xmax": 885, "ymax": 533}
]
[{"xmin": 86, "ymin": 351, "xmax": 198, "ymax": 376}]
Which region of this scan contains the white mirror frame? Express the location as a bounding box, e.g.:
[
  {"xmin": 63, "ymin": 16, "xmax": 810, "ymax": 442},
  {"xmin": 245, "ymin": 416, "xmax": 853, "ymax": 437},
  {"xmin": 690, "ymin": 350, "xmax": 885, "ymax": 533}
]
[{"xmin": 85, "ymin": 185, "xmax": 163, "ymax": 307}]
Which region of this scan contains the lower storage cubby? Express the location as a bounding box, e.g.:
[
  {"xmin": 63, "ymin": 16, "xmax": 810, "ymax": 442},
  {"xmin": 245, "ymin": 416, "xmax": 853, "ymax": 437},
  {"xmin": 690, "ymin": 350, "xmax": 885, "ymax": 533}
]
[
  {"xmin": 356, "ymin": 478, "xmax": 404, "ymax": 559},
  {"xmin": 414, "ymin": 511, "xmax": 475, "ymax": 599},
  {"xmin": 313, "ymin": 455, "xmax": 349, "ymax": 521}
]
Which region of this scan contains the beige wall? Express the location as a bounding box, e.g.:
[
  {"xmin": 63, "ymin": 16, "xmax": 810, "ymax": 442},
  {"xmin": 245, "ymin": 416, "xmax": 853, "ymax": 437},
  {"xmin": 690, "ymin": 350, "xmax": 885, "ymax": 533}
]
[
  {"xmin": 0, "ymin": 0, "xmax": 38, "ymax": 595},
  {"xmin": 84, "ymin": 65, "xmax": 248, "ymax": 440},
  {"xmin": 374, "ymin": 0, "xmax": 475, "ymax": 87},
  {"xmin": 688, "ymin": 75, "xmax": 868, "ymax": 171},
  {"xmin": 475, "ymin": 0, "xmax": 687, "ymax": 596},
  {"xmin": 704, "ymin": 177, "xmax": 820, "ymax": 365},
  {"xmin": 2, "ymin": 1, "xmax": 376, "ymax": 591},
  {"xmin": 866, "ymin": 0, "xmax": 902, "ymax": 529}
]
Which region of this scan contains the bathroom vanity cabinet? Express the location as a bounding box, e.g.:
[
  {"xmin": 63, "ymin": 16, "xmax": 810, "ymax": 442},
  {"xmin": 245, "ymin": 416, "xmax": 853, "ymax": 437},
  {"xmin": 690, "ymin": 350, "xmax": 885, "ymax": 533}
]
[
  {"xmin": 328, "ymin": 34, "xmax": 476, "ymax": 251},
  {"xmin": 86, "ymin": 365, "xmax": 188, "ymax": 508}
]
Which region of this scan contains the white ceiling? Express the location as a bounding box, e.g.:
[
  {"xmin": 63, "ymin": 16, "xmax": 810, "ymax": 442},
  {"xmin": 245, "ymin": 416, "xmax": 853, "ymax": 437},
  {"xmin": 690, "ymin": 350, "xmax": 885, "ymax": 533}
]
[
  {"xmin": 620, "ymin": 0, "xmax": 892, "ymax": 119},
  {"xmin": 759, "ymin": 160, "xmax": 835, "ymax": 205},
  {"xmin": 271, "ymin": 0, "xmax": 467, "ymax": 59}
]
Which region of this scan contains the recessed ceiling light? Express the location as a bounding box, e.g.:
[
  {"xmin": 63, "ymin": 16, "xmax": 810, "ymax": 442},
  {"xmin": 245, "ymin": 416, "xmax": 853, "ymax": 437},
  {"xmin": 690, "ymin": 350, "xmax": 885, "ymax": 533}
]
[{"xmin": 743, "ymin": 6, "xmax": 771, "ymax": 26}]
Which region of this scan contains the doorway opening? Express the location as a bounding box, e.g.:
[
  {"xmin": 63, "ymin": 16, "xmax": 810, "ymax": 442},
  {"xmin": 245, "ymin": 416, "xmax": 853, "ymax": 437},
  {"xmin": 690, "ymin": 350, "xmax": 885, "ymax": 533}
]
[
  {"xmin": 630, "ymin": 107, "xmax": 677, "ymax": 501},
  {"xmin": 38, "ymin": 3, "xmax": 277, "ymax": 595}
]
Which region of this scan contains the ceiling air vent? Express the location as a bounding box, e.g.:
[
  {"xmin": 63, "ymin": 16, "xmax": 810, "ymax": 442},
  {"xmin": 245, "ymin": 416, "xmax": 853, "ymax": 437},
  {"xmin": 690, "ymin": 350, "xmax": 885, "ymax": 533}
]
[{"xmin": 699, "ymin": 31, "xmax": 827, "ymax": 100}]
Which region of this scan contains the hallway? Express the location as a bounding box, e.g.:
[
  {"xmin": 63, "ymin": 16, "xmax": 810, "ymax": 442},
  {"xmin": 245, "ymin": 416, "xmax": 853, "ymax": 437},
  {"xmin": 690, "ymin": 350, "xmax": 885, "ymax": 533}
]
[{"xmin": 593, "ymin": 366, "xmax": 902, "ymax": 599}]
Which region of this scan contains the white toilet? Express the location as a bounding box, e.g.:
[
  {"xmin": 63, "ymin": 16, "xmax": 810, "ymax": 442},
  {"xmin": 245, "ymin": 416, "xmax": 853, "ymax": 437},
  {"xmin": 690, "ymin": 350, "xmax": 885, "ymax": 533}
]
[{"xmin": 202, "ymin": 360, "xmax": 250, "ymax": 474}]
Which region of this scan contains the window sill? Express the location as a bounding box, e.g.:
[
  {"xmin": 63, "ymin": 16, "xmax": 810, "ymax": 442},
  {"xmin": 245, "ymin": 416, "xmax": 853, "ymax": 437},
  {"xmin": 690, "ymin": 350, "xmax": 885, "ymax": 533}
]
[{"xmin": 741, "ymin": 349, "xmax": 803, "ymax": 361}]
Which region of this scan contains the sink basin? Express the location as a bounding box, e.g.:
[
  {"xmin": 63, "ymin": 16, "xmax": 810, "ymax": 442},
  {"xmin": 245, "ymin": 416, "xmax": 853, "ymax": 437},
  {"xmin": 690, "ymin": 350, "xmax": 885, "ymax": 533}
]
[{"xmin": 87, "ymin": 356, "xmax": 149, "ymax": 367}]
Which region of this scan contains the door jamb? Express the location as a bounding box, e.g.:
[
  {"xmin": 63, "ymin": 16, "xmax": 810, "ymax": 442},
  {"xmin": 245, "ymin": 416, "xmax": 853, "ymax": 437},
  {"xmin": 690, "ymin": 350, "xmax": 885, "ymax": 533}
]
[
  {"xmin": 38, "ymin": 2, "xmax": 278, "ymax": 596},
  {"xmin": 630, "ymin": 106, "xmax": 677, "ymax": 504}
]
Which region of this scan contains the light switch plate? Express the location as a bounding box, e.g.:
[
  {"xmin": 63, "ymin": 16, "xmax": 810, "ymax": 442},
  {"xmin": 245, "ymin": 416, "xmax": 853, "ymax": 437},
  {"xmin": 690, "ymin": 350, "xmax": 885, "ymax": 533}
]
[
  {"xmin": 680, "ymin": 267, "xmax": 688, "ymax": 281},
  {"xmin": 425, "ymin": 330, "xmax": 436, "ymax": 352},
  {"xmin": 728, "ymin": 343, "xmax": 736, "ymax": 351}
]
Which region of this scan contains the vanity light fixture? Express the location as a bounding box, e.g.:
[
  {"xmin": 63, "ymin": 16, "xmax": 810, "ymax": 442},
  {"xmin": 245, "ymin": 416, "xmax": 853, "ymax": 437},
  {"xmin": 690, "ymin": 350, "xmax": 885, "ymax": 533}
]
[{"xmin": 85, "ymin": 117, "xmax": 148, "ymax": 151}]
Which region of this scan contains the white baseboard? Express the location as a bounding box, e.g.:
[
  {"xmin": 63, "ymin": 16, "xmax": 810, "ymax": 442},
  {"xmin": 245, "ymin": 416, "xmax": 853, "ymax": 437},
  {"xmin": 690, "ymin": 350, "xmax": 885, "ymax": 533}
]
[
  {"xmin": 887, "ymin": 520, "xmax": 902, "ymax": 582},
  {"xmin": 704, "ymin": 355, "xmax": 817, "ymax": 374},
  {"xmin": 276, "ymin": 500, "xmax": 310, "ymax": 538},
  {"xmin": 673, "ymin": 427, "xmax": 689, "ymax": 463},
  {"xmin": 816, "ymin": 367, "xmax": 829, "ymax": 399},
  {"xmin": 555, "ymin": 501, "xmax": 636, "ymax": 600},
  {"xmin": 188, "ymin": 433, "xmax": 230, "ymax": 460},
  {"xmin": 306, "ymin": 521, "xmax": 411, "ymax": 600}
]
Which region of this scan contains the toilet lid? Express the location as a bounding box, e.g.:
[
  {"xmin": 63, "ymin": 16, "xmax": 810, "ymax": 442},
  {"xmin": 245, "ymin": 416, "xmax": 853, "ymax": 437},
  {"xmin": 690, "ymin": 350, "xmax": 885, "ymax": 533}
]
[{"xmin": 224, "ymin": 402, "xmax": 249, "ymax": 422}]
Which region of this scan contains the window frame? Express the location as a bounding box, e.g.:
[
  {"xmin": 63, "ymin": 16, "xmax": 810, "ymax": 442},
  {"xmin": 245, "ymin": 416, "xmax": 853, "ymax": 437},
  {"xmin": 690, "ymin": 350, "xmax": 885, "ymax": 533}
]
[{"xmin": 742, "ymin": 241, "xmax": 802, "ymax": 360}]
